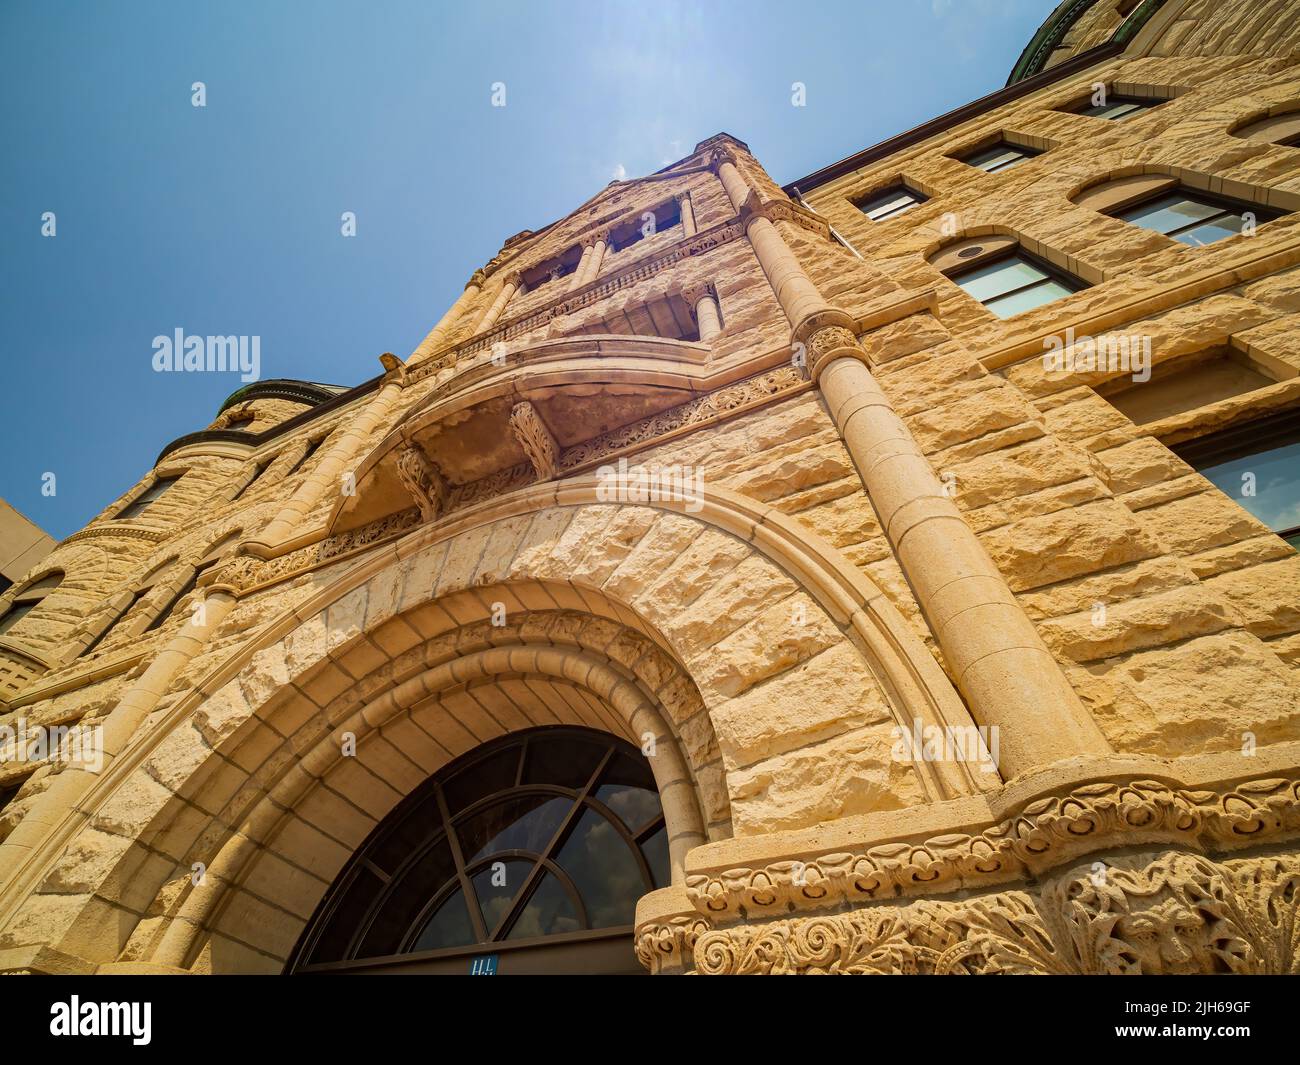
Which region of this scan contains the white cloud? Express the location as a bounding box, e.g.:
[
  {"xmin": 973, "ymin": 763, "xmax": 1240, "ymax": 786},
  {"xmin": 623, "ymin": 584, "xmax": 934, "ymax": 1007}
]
[{"xmin": 611, "ymin": 162, "xmax": 627, "ymax": 180}]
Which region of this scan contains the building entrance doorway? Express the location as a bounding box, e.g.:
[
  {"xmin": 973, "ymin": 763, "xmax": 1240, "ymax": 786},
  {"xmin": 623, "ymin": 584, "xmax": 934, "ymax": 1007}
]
[{"xmin": 288, "ymin": 727, "xmax": 669, "ymax": 974}]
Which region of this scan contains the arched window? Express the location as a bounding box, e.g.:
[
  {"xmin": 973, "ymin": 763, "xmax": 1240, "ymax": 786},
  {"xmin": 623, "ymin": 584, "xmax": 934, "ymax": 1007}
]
[
  {"xmin": 290, "ymin": 727, "xmax": 668, "ymax": 975},
  {"xmin": 1075, "ymin": 174, "xmax": 1286, "ymax": 246},
  {"xmin": 930, "ymin": 234, "xmax": 1086, "ymax": 318},
  {"xmin": 0, "ymin": 571, "xmax": 63, "ymax": 637},
  {"xmin": 1232, "ymin": 108, "xmax": 1300, "ymax": 148}
]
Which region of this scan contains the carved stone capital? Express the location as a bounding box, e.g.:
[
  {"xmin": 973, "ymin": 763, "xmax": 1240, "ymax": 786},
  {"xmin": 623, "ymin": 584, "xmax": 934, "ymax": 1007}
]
[
  {"xmin": 395, "ymin": 443, "xmax": 447, "ymax": 523},
  {"xmin": 635, "ymin": 914, "xmax": 710, "ymax": 976},
  {"xmin": 804, "ymin": 325, "xmax": 865, "ymax": 381},
  {"xmin": 509, "ymin": 401, "xmax": 559, "ymax": 482},
  {"xmin": 688, "ymin": 849, "xmax": 1300, "ymax": 975},
  {"xmin": 466, "ymin": 269, "xmax": 487, "ymax": 291}
]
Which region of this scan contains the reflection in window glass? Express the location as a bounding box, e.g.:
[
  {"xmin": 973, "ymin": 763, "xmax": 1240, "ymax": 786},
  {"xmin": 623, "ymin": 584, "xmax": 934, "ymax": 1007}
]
[
  {"xmin": 857, "ymin": 185, "xmax": 926, "ymax": 221},
  {"xmin": 556, "ymin": 807, "xmax": 644, "ymax": 928},
  {"xmin": 1115, "ymin": 191, "xmax": 1277, "ymax": 247},
  {"xmin": 1195, "ymin": 437, "xmax": 1300, "ymax": 547},
  {"xmin": 506, "ymin": 873, "xmax": 581, "ymax": 940},
  {"xmin": 949, "ymin": 253, "xmax": 1080, "ymax": 319},
  {"xmin": 960, "ymin": 142, "xmax": 1036, "ymax": 173},
  {"xmin": 294, "ymin": 728, "xmax": 668, "ymax": 970}
]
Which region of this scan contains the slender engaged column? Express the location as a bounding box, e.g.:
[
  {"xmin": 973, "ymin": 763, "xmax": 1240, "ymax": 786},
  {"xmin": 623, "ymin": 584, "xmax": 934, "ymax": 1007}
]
[
  {"xmin": 690, "ymin": 286, "xmax": 722, "ymax": 340},
  {"xmin": 572, "ymin": 233, "xmax": 607, "ymax": 289},
  {"xmin": 0, "ymin": 591, "xmax": 237, "ymax": 895},
  {"xmin": 252, "ymin": 362, "xmax": 408, "ymax": 550},
  {"xmin": 410, "ymin": 269, "xmax": 485, "ymax": 364},
  {"xmin": 677, "ymin": 193, "xmax": 697, "ymax": 237},
  {"xmin": 813, "ymin": 338, "xmax": 1109, "ymax": 775},
  {"xmin": 476, "ymin": 273, "xmax": 520, "ymax": 333},
  {"xmin": 712, "ymin": 146, "xmax": 1110, "ymax": 778}
]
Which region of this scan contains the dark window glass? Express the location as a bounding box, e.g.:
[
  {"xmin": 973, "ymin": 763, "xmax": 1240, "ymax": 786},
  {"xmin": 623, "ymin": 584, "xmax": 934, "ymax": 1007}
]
[
  {"xmin": 410, "ymin": 889, "xmax": 475, "ymax": 952},
  {"xmin": 116, "ymin": 477, "xmax": 178, "ymax": 519},
  {"xmin": 1115, "ymin": 191, "xmax": 1280, "ymax": 247},
  {"xmin": 505, "ymin": 872, "xmax": 581, "ymax": 940},
  {"xmin": 291, "ymin": 727, "xmax": 666, "ymax": 971},
  {"xmin": 0, "ymin": 601, "xmax": 37, "ymax": 635}
]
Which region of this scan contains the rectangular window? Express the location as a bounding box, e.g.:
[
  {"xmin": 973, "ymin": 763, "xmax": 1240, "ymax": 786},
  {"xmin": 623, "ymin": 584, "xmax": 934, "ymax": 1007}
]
[
  {"xmin": 856, "ymin": 185, "xmax": 926, "ymax": 222},
  {"xmin": 1114, "ymin": 191, "xmax": 1279, "ymax": 247},
  {"xmin": 1077, "ymin": 95, "xmax": 1157, "ymax": 120},
  {"xmin": 949, "ymin": 252, "xmax": 1079, "ymax": 318},
  {"xmin": 116, "ymin": 476, "xmax": 179, "ymax": 520},
  {"xmin": 1174, "ymin": 412, "xmax": 1300, "ymax": 549},
  {"xmin": 957, "ymin": 141, "xmax": 1039, "ymax": 174}
]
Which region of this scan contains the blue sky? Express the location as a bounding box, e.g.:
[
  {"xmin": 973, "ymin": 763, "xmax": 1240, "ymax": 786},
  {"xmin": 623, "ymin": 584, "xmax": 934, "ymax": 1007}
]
[{"xmin": 0, "ymin": 0, "xmax": 1055, "ymax": 539}]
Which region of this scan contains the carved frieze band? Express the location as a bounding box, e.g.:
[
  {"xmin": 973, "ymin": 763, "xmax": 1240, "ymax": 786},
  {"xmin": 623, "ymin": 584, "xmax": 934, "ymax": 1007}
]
[
  {"xmin": 661, "ymin": 850, "xmax": 1300, "ymax": 975},
  {"xmin": 686, "ymin": 775, "xmax": 1300, "ymax": 924},
  {"xmin": 217, "ymin": 364, "xmax": 806, "ymax": 593}
]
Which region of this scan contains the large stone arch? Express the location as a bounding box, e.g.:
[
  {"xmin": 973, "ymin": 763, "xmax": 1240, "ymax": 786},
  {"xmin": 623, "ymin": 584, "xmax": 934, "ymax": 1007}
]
[{"xmin": 0, "ymin": 483, "xmax": 984, "ymax": 972}]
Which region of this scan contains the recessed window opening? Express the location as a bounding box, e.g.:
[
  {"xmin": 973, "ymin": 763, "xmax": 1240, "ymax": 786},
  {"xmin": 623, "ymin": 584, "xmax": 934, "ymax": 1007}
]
[
  {"xmin": 1173, "ymin": 411, "xmax": 1300, "ymax": 549},
  {"xmin": 1112, "ymin": 189, "xmax": 1282, "ymax": 246},
  {"xmin": 948, "ymin": 250, "xmax": 1081, "ymax": 317},
  {"xmin": 115, "ymin": 476, "xmax": 179, "ymax": 520},
  {"xmin": 955, "ymin": 140, "xmax": 1040, "ymax": 173},
  {"xmin": 856, "ymin": 184, "xmax": 927, "ymax": 221}
]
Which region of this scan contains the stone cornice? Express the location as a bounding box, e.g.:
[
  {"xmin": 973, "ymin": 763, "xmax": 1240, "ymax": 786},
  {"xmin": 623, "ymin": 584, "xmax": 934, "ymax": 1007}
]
[{"xmin": 60, "ymin": 524, "xmax": 170, "ymax": 547}]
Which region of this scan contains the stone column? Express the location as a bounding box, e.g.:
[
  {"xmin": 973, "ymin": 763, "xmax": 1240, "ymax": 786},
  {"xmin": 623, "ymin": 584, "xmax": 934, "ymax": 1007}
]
[
  {"xmin": 410, "ymin": 269, "xmax": 486, "ymax": 363},
  {"xmin": 713, "ymin": 148, "xmax": 1110, "ymax": 778},
  {"xmin": 476, "ymin": 273, "xmax": 520, "ymax": 333},
  {"xmin": 573, "ymin": 232, "xmax": 607, "ymax": 289},
  {"xmin": 0, "ymin": 590, "xmax": 237, "ymax": 896},
  {"xmin": 686, "ymin": 284, "xmax": 722, "ymax": 340},
  {"xmin": 677, "ymin": 193, "xmax": 697, "ymax": 237},
  {"xmin": 249, "ymin": 358, "xmax": 408, "ymax": 552}
]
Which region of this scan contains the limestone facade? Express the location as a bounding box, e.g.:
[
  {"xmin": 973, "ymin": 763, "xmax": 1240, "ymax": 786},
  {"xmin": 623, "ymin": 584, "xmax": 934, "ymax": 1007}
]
[{"xmin": 2, "ymin": 0, "xmax": 1300, "ymax": 974}]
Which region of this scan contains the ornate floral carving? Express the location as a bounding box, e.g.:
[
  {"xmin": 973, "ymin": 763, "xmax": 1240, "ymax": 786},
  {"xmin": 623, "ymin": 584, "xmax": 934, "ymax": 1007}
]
[
  {"xmin": 395, "ymin": 443, "xmax": 447, "ymax": 523},
  {"xmin": 686, "ymin": 775, "xmax": 1300, "ymax": 923},
  {"xmin": 805, "ymin": 325, "xmax": 862, "ymax": 378},
  {"xmin": 635, "ymin": 914, "xmax": 710, "ymax": 976},
  {"xmin": 687, "ymin": 850, "xmax": 1300, "ymax": 975},
  {"xmin": 509, "ymin": 401, "xmax": 559, "ymax": 481}
]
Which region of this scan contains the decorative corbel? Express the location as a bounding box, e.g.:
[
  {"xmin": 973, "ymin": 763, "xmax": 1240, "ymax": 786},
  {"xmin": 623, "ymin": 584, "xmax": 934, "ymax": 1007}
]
[
  {"xmin": 509, "ymin": 401, "xmax": 560, "ymax": 482},
  {"xmin": 395, "ymin": 442, "xmax": 448, "ymax": 523}
]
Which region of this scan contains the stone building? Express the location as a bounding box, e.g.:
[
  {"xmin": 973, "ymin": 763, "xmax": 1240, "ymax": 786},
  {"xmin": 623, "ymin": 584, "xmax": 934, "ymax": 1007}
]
[{"xmin": 2, "ymin": 0, "xmax": 1299, "ymax": 975}]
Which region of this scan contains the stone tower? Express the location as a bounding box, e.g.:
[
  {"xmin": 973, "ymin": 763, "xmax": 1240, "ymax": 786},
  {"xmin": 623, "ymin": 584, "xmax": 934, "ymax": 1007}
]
[{"xmin": 2, "ymin": 0, "xmax": 1300, "ymax": 974}]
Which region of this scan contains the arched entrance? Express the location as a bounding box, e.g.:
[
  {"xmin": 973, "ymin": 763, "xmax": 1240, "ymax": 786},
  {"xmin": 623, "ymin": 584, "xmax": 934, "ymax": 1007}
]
[{"xmin": 288, "ymin": 727, "xmax": 669, "ymax": 974}]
